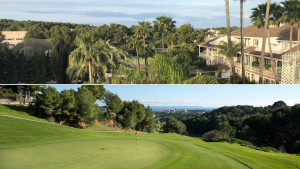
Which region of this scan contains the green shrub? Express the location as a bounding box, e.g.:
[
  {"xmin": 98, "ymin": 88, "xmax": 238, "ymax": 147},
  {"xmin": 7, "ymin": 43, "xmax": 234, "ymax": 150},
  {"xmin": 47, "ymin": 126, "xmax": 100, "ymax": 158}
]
[
  {"xmin": 203, "ymin": 130, "xmax": 224, "ymax": 141},
  {"xmin": 252, "ymin": 61, "xmax": 259, "ymax": 67},
  {"xmin": 264, "ymin": 64, "xmax": 271, "ymax": 70}
]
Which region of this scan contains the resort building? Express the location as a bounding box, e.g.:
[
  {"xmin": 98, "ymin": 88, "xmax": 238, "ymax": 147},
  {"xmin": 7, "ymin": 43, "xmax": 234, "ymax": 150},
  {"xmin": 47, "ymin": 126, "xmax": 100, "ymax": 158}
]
[
  {"xmin": 198, "ymin": 24, "xmax": 299, "ymax": 84},
  {"xmin": 1, "ymin": 31, "xmax": 27, "ymax": 48}
]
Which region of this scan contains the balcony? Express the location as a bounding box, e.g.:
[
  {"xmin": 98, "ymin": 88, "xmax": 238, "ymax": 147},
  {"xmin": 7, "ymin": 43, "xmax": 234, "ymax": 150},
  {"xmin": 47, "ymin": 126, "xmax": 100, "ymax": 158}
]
[
  {"xmin": 235, "ymin": 63, "xmax": 281, "ymax": 79},
  {"xmin": 199, "ymin": 52, "xmax": 230, "ymax": 66}
]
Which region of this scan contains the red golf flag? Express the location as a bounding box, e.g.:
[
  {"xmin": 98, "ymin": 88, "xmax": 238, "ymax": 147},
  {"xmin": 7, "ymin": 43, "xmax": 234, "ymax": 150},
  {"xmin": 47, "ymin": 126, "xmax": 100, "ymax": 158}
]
[{"xmin": 135, "ymin": 131, "xmax": 138, "ymax": 135}]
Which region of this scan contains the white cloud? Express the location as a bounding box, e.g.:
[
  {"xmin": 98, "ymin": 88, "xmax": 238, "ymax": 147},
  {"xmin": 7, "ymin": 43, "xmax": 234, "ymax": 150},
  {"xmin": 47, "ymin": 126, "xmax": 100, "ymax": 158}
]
[{"xmin": 0, "ymin": 0, "xmax": 284, "ymax": 28}]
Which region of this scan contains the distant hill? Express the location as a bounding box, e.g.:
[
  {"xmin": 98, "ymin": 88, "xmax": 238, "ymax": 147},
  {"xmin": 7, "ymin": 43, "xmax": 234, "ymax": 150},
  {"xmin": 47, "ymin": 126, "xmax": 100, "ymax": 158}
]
[{"xmin": 151, "ymin": 106, "xmax": 217, "ymax": 111}]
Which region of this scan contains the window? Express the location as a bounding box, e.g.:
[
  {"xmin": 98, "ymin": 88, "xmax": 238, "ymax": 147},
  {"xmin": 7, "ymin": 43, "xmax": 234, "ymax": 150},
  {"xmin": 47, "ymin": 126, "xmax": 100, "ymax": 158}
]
[
  {"xmin": 246, "ymin": 55, "xmax": 251, "ymax": 66},
  {"xmin": 264, "ymin": 78, "xmax": 270, "ymax": 84},
  {"xmin": 277, "ymin": 61, "xmax": 282, "ymax": 67},
  {"xmin": 247, "ymin": 72, "xmax": 250, "ymax": 81},
  {"xmin": 253, "ymin": 39, "xmax": 259, "ymax": 46},
  {"xmin": 264, "ymin": 59, "xmax": 270, "ymax": 65}
]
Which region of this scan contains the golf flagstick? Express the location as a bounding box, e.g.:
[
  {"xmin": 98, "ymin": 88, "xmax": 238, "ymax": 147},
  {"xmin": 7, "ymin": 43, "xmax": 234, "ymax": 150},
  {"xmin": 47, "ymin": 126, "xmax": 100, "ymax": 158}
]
[{"xmin": 135, "ymin": 131, "xmax": 138, "ymax": 148}]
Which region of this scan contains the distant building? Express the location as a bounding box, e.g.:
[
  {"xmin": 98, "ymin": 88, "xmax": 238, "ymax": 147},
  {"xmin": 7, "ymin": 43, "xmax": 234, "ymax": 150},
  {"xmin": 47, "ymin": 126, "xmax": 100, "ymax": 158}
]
[
  {"xmin": 1, "ymin": 31, "xmax": 27, "ymax": 48},
  {"xmin": 199, "ymin": 24, "xmax": 299, "ymax": 84},
  {"xmin": 208, "ymin": 29, "xmax": 222, "ymax": 37}
]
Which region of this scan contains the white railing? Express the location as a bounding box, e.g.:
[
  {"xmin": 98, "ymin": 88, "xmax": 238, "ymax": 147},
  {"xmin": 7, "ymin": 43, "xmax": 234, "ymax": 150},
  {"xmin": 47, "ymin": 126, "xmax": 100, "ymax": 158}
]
[{"xmin": 199, "ymin": 52, "xmax": 230, "ymax": 66}]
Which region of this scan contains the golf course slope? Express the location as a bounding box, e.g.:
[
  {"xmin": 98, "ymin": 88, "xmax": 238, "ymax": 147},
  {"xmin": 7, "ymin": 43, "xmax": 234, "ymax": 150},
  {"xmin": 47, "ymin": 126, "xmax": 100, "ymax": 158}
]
[{"xmin": 0, "ymin": 105, "xmax": 299, "ymax": 169}]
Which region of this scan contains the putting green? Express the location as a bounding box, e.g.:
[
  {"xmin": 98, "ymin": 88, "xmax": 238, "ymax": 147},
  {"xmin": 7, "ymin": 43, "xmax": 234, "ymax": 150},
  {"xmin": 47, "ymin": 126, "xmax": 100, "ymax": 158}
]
[
  {"xmin": 0, "ymin": 138, "xmax": 170, "ymax": 169},
  {"xmin": 0, "ymin": 137, "xmax": 247, "ymax": 169}
]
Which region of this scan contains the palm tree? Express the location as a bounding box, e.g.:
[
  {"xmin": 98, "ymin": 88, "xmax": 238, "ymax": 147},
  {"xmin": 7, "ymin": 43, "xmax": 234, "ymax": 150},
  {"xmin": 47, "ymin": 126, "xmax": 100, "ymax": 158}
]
[
  {"xmin": 153, "ymin": 16, "xmax": 176, "ymax": 50},
  {"xmin": 239, "ymin": 0, "xmax": 246, "ymax": 84},
  {"xmin": 216, "ymin": 41, "xmax": 241, "ymax": 81},
  {"xmin": 134, "ymin": 21, "xmax": 152, "ymax": 67},
  {"xmin": 104, "ymin": 40, "xmax": 127, "ymax": 73},
  {"xmin": 251, "ymin": 2, "xmax": 282, "ymax": 83},
  {"xmin": 225, "ymin": 0, "xmax": 237, "ymax": 83},
  {"xmin": 255, "ymin": 0, "xmax": 271, "ymax": 84},
  {"xmin": 128, "ymin": 36, "xmax": 142, "ymax": 68},
  {"xmin": 165, "ymin": 28, "xmax": 177, "ymax": 52},
  {"xmin": 67, "ymin": 33, "xmax": 112, "ymax": 83},
  {"xmin": 216, "ymin": 41, "xmax": 241, "ymax": 59},
  {"xmin": 278, "ymin": 0, "xmax": 299, "ymax": 53}
]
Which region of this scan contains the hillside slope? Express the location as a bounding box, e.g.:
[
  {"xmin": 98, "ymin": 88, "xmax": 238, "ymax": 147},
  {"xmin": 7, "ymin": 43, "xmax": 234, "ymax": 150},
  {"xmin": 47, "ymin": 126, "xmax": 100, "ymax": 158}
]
[{"xmin": 0, "ymin": 105, "xmax": 299, "ymax": 169}]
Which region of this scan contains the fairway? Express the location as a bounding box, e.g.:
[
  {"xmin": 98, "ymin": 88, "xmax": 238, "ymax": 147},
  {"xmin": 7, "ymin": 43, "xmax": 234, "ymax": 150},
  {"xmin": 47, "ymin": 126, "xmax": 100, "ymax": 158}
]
[{"xmin": 1, "ymin": 105, "xmax": 299, "ymax": 169}]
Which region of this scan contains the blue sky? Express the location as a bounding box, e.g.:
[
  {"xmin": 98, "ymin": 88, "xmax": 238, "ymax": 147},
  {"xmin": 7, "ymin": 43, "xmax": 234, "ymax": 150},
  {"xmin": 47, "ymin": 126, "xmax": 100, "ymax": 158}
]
[
  {"xmin": 1, "ymin": 0, "xmax": 282, "ymax": 28},
  {"xmin": 52, "ymin": 85, "xmax": 300, "ymax": 107}
]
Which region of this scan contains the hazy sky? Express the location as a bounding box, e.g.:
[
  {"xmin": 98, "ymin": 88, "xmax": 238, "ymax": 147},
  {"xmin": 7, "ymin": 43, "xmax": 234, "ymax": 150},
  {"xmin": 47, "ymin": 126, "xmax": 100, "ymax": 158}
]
[
  {"xmin": 0, "ymin": 0, "xmax": 283, "ymax": 28},
  {"xmin": 53, "ymin": 85, "xmax": 300, "ymax": 107}
]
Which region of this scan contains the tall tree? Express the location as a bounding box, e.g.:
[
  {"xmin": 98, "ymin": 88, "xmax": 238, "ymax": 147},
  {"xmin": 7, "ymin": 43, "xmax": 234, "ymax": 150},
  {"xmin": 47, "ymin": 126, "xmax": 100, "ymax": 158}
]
[
  {"xmin": 278, "ymin": 0, "xmax": 300, "ymax": 53},
  {"xmin": 251, "ymin": 3, "xmax": 282, "ymax": 83},
  {"xmin": 104, "ymin": 91, "xmax": 124, "ymax": 119},
  {"xmin": 165, "ymin": 29, "xmax": 177, "ymax": 50},
  {"xmin": 19, "ymin": 85, "xmax": 41, "ymax": 104},
  {"xmin": 67, "ymin": 33, "xmax": 115, "ymax": 83},
  {"xmin": 153, "ymin": 16, "xmax": 176, "ymax": 50},
  {"xmin": 257, "ymin": 0, "xmax": 271, "ymax": 84},
  {"xmin": 35, "ymin": 86, "xmax": 62, "ymax": 120},
  {"xmin": 75, "ymin": 87, "xmax": 98, "ymax": 126},
  {"xmin": 80, "ymin": 85, "xmax": 106, "ymax": 100},
  {"xmin": 68, "ymin": 32, "xmax": 97, "ymax": 83},
  {"xmin": 239, "ymin": 0, "xmax": 246, "ymax": 84},
  {"xmin": 128, "ymin": 36, "xmax": 142, "ymax": 68},
  {"xmin": 225, "ymin": 0, "xmax": 237, "ymax": 83},
  {"xmin": 49, "ymin": 26, "xmax": 75, "ymax": 83},
  {"xmin": 140, "ymin": 106, "xmax": 155, "ymax": 132},
  {"xmin": 134, "ymin": 21, "xmax": 151, "ymax": 67},
  {"xmin": 104, "ymin": 41, "xmax": 127, "ymax": 74},
  {"xmin": 60, "ymin": 89, "xmax": 76, "ymax": 124},
  {"xmin": 177, "ymin": 24, "xmax": 195, "ymax": 44}
]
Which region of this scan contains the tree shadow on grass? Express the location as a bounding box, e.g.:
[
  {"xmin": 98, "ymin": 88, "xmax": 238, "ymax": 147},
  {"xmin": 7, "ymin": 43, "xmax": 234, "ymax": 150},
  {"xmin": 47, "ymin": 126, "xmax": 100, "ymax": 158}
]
[{"xmin": 3, "ymin": 104, "xmax": 27, "ymax": 112}]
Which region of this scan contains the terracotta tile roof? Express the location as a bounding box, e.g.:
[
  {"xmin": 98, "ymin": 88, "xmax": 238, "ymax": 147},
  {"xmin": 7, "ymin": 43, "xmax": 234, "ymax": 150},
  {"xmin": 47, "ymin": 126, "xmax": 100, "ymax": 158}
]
[
  {"xmin": 248, "ymin": 51, "xmax": 282, "ymax": 59},
  {"xmin": 231, "ymin": 24, "xmax": 299, "ymax": 41},
  {"xmin": 243, "ymin": 46, "xmax": 256, "ymax": 53},
  {"xmin": 199, "ymin": 37, "xmax": 219, "ymax": 48},
  {"xmin": 238, "ymin": 46, "xmax": 300, "ymax": 60},
  {"xmin": 236, "ymin": 46, "xmax": 281, "ymax": 59}
]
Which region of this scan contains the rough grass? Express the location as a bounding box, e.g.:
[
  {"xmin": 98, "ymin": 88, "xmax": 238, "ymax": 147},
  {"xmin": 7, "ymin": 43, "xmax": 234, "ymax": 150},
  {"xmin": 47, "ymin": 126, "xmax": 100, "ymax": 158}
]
[
  {"xmin": 0, "ymin": 105, "xmax": 299, "ymax": 169},
  {"xmin": 86, "ymin": 124, "xmax": 117, "ymax": 131}
]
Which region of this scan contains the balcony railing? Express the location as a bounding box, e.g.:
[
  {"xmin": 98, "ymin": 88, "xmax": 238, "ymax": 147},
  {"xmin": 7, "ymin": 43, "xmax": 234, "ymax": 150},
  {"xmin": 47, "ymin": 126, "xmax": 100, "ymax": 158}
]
[
  {"xmin": 199, "ymin": 52, "xmax": 230, "ymax": 66},
  {"xmin": 235, "ymin": 63, "xmax": 281, "ymax": 78}
]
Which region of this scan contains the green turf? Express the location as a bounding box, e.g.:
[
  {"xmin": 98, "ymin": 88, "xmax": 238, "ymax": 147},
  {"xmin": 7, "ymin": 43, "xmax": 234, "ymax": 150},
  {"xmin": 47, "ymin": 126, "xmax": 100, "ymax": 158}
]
[
  {"xmin": 86, "ymin": 124, "xmax": 117, "ymax": 131},
  {"xmin": 129, "ymin": 56, "xmax": 154, "ymax": 65},
  {"xmin": 0, "ymin": 105, "xmax": 299, "ymax": 169}
]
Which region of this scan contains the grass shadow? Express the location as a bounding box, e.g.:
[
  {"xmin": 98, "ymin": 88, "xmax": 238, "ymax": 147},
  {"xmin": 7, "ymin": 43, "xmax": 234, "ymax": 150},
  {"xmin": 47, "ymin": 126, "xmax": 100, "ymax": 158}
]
[{"xmin": 3, "ymin": 104, "xmax": 27, "ymax": 112}]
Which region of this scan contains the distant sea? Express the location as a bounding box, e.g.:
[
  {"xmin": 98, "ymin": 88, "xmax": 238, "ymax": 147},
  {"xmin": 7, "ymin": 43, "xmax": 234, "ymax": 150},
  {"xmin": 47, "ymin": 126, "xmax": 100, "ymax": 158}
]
[{"xmin": 150, "ymin": 106, "xmax": 218, "ymax": 111}]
